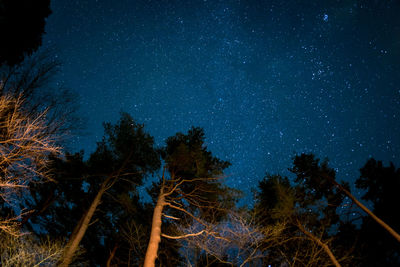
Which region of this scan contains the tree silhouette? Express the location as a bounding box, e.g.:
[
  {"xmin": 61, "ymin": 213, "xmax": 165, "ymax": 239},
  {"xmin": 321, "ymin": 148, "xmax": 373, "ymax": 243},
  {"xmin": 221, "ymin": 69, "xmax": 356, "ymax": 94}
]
[{"xmin": 0, "ymin": 0, "xmax": 52, "ymax": 66}]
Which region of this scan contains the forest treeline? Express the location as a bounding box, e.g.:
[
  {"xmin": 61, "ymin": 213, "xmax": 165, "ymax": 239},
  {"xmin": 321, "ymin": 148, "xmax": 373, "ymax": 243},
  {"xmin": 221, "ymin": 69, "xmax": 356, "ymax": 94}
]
[{"xmin": 1, "ymin": 1, "xmax": 400, "ymax": 266}]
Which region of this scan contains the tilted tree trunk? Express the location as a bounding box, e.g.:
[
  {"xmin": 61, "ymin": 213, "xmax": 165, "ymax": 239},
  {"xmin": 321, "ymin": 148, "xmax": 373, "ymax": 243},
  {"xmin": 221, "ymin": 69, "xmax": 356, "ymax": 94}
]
[
  {"xmin": 143, "ymin": 188, "xmax": 166, "ymax": 267},
  {"xmin": 59, "ymin": 177, "xmax": 110, "ymax": 267},
  {"xmin": 331, "ymin": 179, "xmax": 400, "ymax": 242},
  {"xmin": 59, "ymin": 151, "xmax": 132, "ymax": 266},
  {"xmin": 296, "ymin": 221, "xmax": 341, "ymax": 267}
]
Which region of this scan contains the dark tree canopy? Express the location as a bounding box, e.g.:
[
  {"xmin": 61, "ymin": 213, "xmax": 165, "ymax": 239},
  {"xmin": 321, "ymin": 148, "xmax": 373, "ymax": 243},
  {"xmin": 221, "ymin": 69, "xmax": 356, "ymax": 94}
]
[
  {"xmin": 163, "ymin": 126, "xmax": 231, "ymax": 179},
  {"xmin": 0, "ymin": 0, "xmax": 51, "ymax": 66},
  {"xmin": 27, "ymin": 113, "xmax": 161, "ymax": 266},
  {"xmin": 254, "ymin": 154, "xmax": 354, "ymax": 266},
  {"xmin": 290, "ymin": 153, "xmax": 347, "ymax": 226}
]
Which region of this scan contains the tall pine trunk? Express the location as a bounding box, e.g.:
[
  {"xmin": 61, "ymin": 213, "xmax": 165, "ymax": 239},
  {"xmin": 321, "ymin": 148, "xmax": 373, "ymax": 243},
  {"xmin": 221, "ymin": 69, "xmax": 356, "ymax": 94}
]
[
  {"xmin": 59, "ymin": 178, "xmax": 109, "ymax": 267},
  {"xmin": 143, "ymin": 190, "xmax": 166, "ymax": 267},
  {"xmin": 331, "ymin": 179, "xmax": 400, "ymax": 242}
]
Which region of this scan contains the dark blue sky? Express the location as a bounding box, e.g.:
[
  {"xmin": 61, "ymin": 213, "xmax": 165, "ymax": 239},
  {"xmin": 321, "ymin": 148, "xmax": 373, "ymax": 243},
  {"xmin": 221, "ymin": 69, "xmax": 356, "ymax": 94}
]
[{"xmin": 43, "ymin": 0, "xmax": 400, "ymax": 201}]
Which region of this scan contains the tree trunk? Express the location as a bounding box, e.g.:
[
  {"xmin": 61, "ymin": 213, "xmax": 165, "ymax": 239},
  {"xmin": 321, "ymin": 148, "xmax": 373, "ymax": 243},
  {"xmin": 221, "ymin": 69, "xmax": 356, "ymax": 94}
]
[
  {"xmin": 331, "ymin": 179, "xmax": 400, "ymax": 243},
  {"xmin": 297, "ymin": 221, "xmax": 341, "ymax": 267},
  {"xmin": 59, "ymin": 181, "xmax": 108, "ymax": 267},
  {"xmin": 143, "ymin": 190, "xmax": 166, "ymax": 267}
]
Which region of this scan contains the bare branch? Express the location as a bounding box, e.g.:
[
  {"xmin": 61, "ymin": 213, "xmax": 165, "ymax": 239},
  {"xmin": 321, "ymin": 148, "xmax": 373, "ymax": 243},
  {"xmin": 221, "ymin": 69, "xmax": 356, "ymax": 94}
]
[
  {"xmin": 161, "ymin": 230, "xmax": 207, "ymax": 239},
  {"xmin": 162, "ymin": 214, "xmax": 180, "ymax": 220}
]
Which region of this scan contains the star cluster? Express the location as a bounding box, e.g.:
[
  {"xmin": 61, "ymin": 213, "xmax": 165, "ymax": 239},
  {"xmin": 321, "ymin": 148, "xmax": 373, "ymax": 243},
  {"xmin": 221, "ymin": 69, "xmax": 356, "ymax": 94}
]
[{"xmin": 43, "ymin": 0, "xmax": 400, "ymax": 202}]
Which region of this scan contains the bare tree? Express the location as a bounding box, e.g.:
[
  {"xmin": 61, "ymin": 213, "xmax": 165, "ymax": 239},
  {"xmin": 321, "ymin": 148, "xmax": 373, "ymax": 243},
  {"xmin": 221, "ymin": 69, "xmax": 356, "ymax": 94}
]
[
  {"xmin": 179, "ymin": 206, "xmax": 341, "ymax": 267},
  {"xmin": 120, "ymin": 220, "xmax": 148, "ymax": 266},
  {"xmin": 180, "ymin": 209, "xmax": 287, "ymax": 267},
  {"xmin": 0, "ymin": 233, "xmax": 65, "ymax": 267},
  {"xmin": 0, "ymin": 93, "xmax": 61, "ymax": 235},
  {"xmin": 1, "ymin": 50, "xmax": 81, "ymax": 139}
]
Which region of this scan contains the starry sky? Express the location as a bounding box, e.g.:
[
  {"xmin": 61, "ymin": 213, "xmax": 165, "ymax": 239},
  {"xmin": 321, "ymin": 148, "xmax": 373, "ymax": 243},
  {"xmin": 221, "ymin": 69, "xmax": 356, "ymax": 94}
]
[{"xmin": 43, "ymin": 0, "xmax": 400, "ymax": 202}]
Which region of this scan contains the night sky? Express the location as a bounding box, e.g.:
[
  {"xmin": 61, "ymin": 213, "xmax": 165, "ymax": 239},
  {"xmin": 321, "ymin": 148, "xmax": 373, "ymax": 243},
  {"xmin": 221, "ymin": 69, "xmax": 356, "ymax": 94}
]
[{"xmin": 43, "ymin": 0, "xmax": 400, "ymax": 202}]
